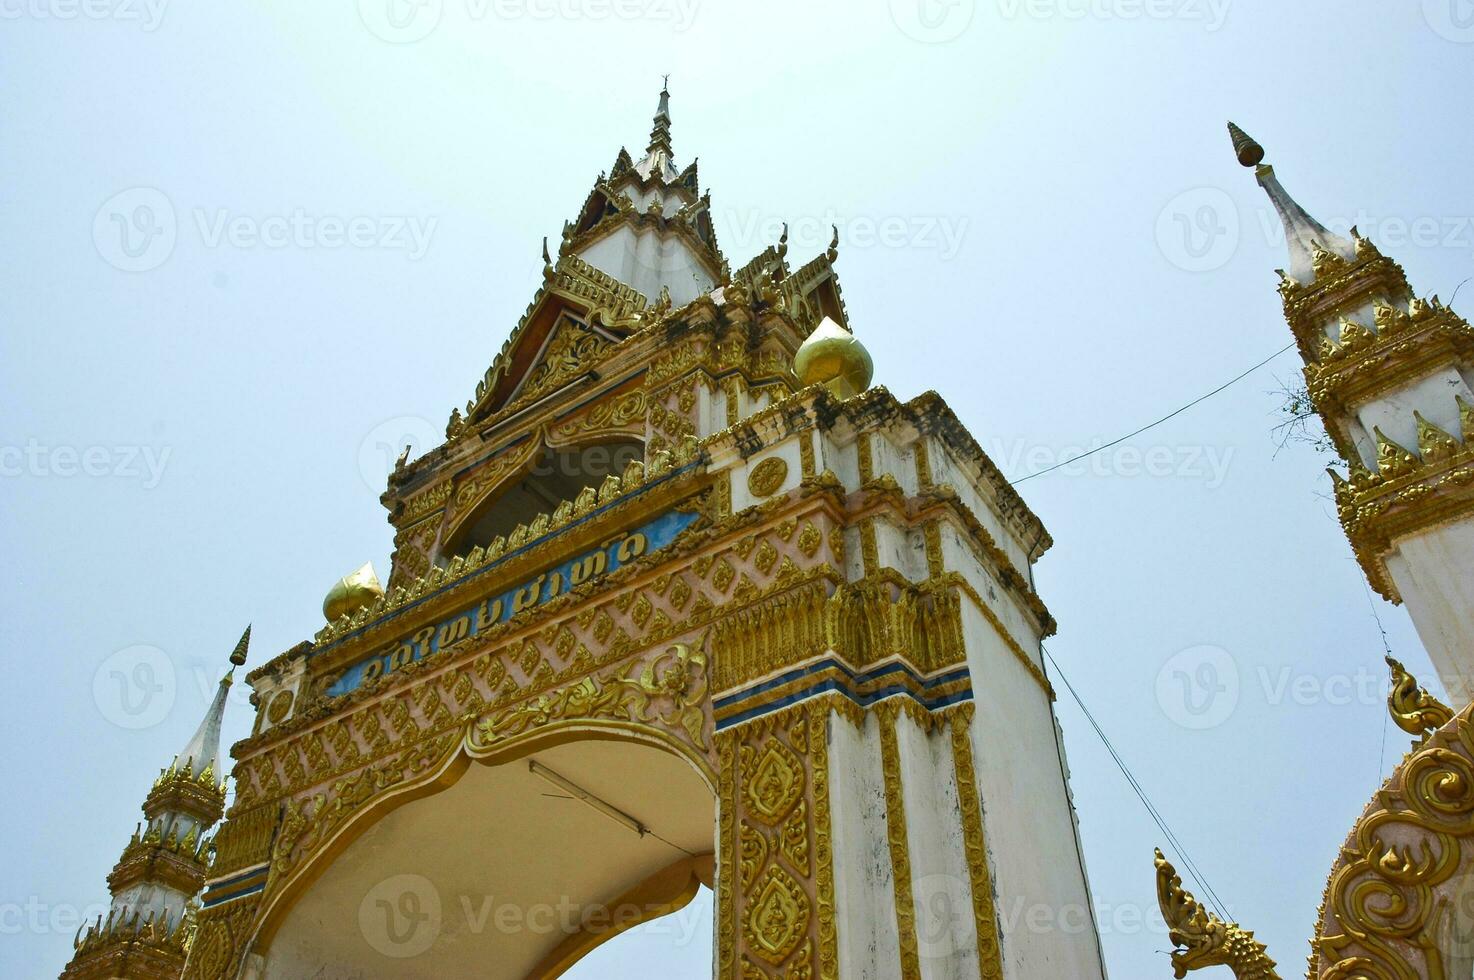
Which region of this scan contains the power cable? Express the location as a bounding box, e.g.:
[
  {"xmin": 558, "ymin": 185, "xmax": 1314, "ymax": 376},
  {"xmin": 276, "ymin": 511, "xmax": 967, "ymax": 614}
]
[{"xmin": 1011, "ymin": 343, "xmax": 1296, "ymax": 485}]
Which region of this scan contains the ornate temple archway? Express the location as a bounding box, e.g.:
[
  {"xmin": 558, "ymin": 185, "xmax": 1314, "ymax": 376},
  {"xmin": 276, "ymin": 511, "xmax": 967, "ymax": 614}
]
[{"xmin": 173, "ymin": 87, "xmax": 1105, "ymax": 980}]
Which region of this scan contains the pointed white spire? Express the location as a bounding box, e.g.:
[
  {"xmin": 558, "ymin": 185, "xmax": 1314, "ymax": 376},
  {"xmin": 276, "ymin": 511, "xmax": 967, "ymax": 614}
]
[
  {"xmin": 176, "ymin": 625, "xmax": 249, "ymax": 778},
  {"xmin": 635, "ymin": 77, "xmax": 678, "ymax": 181},
  {"xmin": 1229, "ymin": 122, "xmax": 1355, "ymax": 283}
]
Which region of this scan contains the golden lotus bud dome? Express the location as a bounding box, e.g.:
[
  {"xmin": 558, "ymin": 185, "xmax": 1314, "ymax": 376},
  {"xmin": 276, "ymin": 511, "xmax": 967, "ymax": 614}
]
[
  {"xmin": 794, "ymin": 316, "xmax": 873, "ymax": 400},
  {"xmin": 323, "ymin": 562, "xmax": 385, "ymax": 622}
]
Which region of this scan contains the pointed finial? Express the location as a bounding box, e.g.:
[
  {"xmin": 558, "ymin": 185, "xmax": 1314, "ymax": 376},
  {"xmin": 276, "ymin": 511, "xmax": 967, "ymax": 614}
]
[
  {"xmin": 1227, "ymin": 121, "xmax": 1265, "ymax": 168},
  {"xmin": 647, "ymin": 79, "xmax": 673, "ymax": 157},
  {"xmin": 228, "ymin": 625, "xmax": 250, "ymax": 667},
  {"xmin": 826, "ymin": 224, "xmax": 840, "ymax": 264}
]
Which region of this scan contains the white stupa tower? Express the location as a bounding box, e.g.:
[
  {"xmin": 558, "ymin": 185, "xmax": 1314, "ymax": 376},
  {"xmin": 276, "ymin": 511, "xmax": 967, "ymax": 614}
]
[
  {"xmin": 60, "ymin": 628, "xmax": 250, "ymax": 980},
  {"xmin": 1233, "ymin": 122, "xmax": 1474, "ymax": 702}
]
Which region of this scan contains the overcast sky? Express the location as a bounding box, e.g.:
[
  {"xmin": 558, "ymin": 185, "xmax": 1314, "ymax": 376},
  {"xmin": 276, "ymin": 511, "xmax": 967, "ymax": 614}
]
[{"xmin": 5, "ymin": 1, "xmax": 1473, "ymax": 976}]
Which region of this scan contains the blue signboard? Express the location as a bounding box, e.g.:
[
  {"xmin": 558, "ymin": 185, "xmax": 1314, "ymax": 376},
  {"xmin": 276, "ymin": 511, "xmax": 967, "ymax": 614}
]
[{"xmin": 324, "ymin": 508, "xmax": 700, "ymax": 697}]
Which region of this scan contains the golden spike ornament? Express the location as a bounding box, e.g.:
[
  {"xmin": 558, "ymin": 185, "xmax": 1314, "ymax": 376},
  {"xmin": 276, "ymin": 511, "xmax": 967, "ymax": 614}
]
[
  {"xmin": 1385, "ymin": 654, "xmax": 1453, "ymax": 740},
  {"xmin": 1154, "ymin": 849, "xmax": 1279, "ymax": 980},
  {"xmin": 229, "ymin": 624, "xmax": 251, "ymax": 667},
  {"xmin": 1226, "ymin": 121, "xmax": 1265, "ymax": 168}
]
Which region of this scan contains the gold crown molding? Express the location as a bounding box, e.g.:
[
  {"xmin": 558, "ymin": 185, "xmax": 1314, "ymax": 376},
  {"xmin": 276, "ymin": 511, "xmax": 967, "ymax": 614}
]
[
  {"xmin": 1307, "ymin": 300, "xmax": 1474, "ymax": 410},
  {"xmin": 107, "ymin": 830, "xmax": 212, "ymax": 897},
  {"xmin": 1333, "ymin": 440, "xmax": 1474, "ymax": 602},
  {"xmin": 144, "ymin": 764, "xmax": 227, "ymax": 828},
  {"xmin": 1279, "ymin": 237, "xmax": 1411, "ymax": 356},
  {"xmin": 62, "ymin": 915, "xmax": 191, "ymax": 980}
]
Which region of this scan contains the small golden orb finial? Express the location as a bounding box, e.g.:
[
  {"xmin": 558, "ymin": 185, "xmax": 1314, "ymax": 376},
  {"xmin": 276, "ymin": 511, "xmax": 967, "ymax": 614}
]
[
  {"xmin": 323, "ymin": 562, "xmax": 385, "ymax": 622},
  {"xmin": 794, "ymin": 316, "xmax": 873, "ymax": 400},
  {"xmin": 1226, "ymin": 121, "xmax": 1265, "ymax": 168}
]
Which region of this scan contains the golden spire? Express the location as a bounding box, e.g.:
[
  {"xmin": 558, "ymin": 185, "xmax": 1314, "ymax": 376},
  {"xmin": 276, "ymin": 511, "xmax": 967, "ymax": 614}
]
[{"xmin": 794, "ymin": 316, "xmax": 873, "ymax": 400}]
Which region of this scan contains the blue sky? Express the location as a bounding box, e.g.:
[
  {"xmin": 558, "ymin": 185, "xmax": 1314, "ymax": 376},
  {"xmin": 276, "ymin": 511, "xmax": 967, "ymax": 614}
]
[{"xmin": 4, "ymin": 0, "xmax": 1473, "ymax": 975}]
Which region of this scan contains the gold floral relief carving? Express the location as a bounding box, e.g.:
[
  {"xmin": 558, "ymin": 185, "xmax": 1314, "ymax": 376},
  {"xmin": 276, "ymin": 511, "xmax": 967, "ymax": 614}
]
[{"xmin": 746, "ymin": 866, "xmax": 810, "ymax": 966}]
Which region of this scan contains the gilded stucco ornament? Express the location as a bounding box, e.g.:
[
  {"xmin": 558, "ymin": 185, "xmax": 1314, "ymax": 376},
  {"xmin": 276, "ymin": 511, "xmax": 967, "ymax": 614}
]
[
  {"xmin": 1154, "ymin": 849, "xmax": 1280, "ymax": 979},
  {"xmin": 1386, "ymin": 655, "xmax": 1453, "ymax": 741},
  {"xmin": 322, "ymin": 562, "xmax": 385, "ymax": 623}
]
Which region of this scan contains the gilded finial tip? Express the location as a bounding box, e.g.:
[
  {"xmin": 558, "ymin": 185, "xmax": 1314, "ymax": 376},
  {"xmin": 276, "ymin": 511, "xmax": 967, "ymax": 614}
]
[{"xmin": 1227, "ymin": 120, "xmax": 1265, "ymax": 168}]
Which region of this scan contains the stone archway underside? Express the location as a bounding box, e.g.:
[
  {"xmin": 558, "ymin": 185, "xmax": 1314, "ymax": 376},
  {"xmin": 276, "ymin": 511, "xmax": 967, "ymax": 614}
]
[{"xmin": 260, "ymin": 737, "xmax": 714, "ymax": 979}]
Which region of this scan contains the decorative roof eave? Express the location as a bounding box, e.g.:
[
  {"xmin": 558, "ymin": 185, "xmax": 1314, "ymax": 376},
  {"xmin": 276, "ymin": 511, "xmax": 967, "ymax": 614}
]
[{"xmin": 606, "ymin": 163, "xmax": 700, "ymax": 205}]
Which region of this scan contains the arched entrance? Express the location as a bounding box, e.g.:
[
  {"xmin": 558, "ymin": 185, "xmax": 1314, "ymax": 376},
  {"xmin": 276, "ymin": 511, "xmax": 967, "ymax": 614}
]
[{"xmin": 256, "ymin": 733, "xmax": 714, "ymax": 978}]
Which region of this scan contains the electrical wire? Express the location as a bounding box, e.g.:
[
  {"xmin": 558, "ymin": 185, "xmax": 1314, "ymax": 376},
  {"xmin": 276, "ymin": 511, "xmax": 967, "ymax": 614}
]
[
  {"xmin": 1010, "ymin": 343, "xmax": 1297, "ymax": 485},
  {"xmin": 1043, "ymin": 644, "xmax": 1233, "ymax": 921}
]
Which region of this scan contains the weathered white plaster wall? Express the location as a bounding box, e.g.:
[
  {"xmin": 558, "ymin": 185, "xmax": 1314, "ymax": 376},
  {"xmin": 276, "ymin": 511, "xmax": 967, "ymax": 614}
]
[
  {"xmin": 1387, "ymin": 521, "xmax": 1474, "ymax": 702},
  {"xmin": 828, "ymin": 710, "xmax": 903, "ymax": 979}
]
